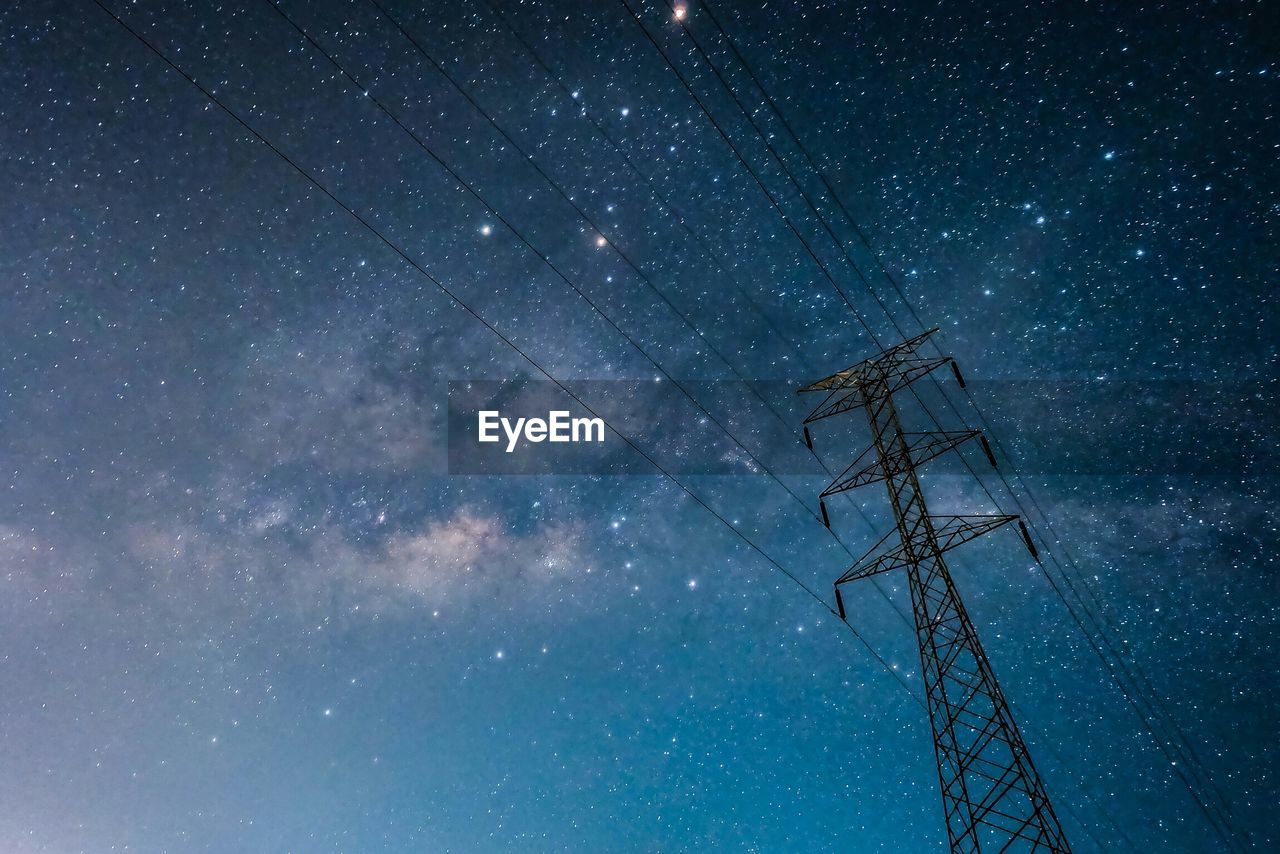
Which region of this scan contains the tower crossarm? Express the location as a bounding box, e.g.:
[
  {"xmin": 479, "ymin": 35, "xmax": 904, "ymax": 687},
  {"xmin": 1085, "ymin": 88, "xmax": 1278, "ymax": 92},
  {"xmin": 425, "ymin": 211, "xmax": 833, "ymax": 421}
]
[
  {"xmin": 883, "ymin": 356, "xmax": 958, "ymax": 397},
  {"xmin": 835, "ymin": 528, "xmax": 907, "ymax": 585},
  {"xmin": 801, "ymin": 355, "xmax": 960, "ymax": 425},
  {"xmin": 835, "ymin": 515, "xmax": 1020, "ymax": 587},
  {"xmin": 796, "ymin": 326, "xmax": 940, "ymax": 394},
  {"xmin": 930, "ymin": 514, "xmax": 1021, "ymax": 554},
  {"xmin": 820, "ymin": 431, "xmax": 983, "ymax": 499}
]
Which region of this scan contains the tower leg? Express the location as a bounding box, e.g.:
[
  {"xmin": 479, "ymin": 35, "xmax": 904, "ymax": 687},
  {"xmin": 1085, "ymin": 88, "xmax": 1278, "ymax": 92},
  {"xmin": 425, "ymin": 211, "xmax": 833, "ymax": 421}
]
[{"xmin": 867, "ymin": 378, "xmax": 1069, "ymax": 852}]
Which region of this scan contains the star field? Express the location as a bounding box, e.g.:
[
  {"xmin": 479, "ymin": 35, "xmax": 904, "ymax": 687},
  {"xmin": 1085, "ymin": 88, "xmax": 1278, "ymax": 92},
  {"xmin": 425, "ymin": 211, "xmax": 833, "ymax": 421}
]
[{"xmin": 0, "ymin": 0, "xmax": 1275, "ymax": 851}]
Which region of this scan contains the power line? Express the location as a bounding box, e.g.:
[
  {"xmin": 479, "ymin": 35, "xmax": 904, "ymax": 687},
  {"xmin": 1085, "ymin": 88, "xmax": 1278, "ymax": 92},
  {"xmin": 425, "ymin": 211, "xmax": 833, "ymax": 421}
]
[
  {"xmin": 616, "ymin": 1, "xmax": 1027, "ymax": 558},
  {"xmin": 274, "ymin": 0, "xmax": 922, "ymax": 632},
  {"xmin": 650, "ymin": 0, "xmax": 917, "ymax": 349},
  {"xmin": 90, "ymin": 1, "xmax": 1227, "ymax": 846},
  {"xmin": 611, "ymin": 0, "xmax": 1025, "ymax": 669},
  {"xmin": 258, "ymin": 0, "xmax": 841, "ymax": 548},
  {"xmin": 692, "ymin": 0, "xmax": 933, "ymax": 338},
  {"xmin": 472, "ymin": 0, "xmax": 811, "ymax": 372},
  {"xmin": 615, "ymin": 0, "xmax": 887, "ymax": 348},
  {"xmin": 667, "ymin": 3, "xmax": 1246, "ymax": 845},
  {"xmin": 87, "ymin": 0, "xmax": 925, "ymax": 712},
  {"xmin": 398, "ymin": 0, "xmax": 1232, "ymax": 843},
  {"xmin": 614, "ymin": 7, "xmax": 1141, "ymax": 847},
  {"xmin": 468, "ymin": 0, "xmax": 923, "ymax": 636},
  {"xmin": 646, "ymin": 1, "xmax": 1244, "ymax": 846}
]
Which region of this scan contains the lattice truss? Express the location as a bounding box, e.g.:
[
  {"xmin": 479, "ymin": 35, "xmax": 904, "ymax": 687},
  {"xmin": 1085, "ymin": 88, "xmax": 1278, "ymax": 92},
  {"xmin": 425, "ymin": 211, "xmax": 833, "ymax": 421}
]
[{"xmin": 800, "ymin": 330, "xmax": 1071, "ymax": 853}]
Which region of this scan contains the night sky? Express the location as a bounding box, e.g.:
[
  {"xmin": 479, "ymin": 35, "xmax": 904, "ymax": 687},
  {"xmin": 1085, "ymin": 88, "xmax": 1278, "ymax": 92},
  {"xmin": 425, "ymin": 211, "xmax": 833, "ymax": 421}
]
[{"xmin": 1, "ymin": 0, "xmax": 1276, "ymax": 851}]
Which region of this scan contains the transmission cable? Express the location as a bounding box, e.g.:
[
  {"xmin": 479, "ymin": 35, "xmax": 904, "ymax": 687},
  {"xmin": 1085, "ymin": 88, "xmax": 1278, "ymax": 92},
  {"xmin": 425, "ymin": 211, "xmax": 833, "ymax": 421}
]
[
  {"xmin": 670, "ymin": 2, "xmax": 1247, "ymax": 843},
  {"xmin": 461, "ymin": 0, "xmax": 921, "ymax": 647},
  {"xmin": 614, "ymin": 0, "xmax": 1244, "ymax": 845},
  {"xmin": 272, "ymin": 0, "xmax": 917, "ymax": 628},
  {"xmin": 629, "ymin": 0, "xmax": 1245, "ymax": 846},
  {"xmin": 89, "ymin": 0, "xmax": 926, "ymax": 711}
]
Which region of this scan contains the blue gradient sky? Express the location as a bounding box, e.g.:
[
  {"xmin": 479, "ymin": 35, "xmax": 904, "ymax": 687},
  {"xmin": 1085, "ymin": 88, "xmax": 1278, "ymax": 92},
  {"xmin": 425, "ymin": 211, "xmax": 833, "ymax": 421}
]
[{"xmin": 0, "ymin": 0, "xmax": 1275, "ymax": 850}]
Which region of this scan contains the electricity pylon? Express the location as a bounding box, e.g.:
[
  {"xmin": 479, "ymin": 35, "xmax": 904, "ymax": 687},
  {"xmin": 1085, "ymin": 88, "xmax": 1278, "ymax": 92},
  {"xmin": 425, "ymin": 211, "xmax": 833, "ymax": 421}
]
[{"xmin": 799, "ymin": 328, "xmax": 1070, "ymax": 853}]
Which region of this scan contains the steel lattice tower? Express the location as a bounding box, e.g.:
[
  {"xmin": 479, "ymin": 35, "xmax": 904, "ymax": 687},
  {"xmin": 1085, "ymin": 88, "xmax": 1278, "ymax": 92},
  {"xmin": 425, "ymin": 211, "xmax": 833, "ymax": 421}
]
[{"xmin": 800, "ymin": 329, "xmax": 1071, "ymax": 853}]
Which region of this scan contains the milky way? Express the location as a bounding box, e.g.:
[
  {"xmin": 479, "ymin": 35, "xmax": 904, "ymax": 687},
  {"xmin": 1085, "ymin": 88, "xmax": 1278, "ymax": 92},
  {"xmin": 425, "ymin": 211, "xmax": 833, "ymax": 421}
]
[{"xmin": 1, "ymin": 1, "xmax": 1275, "ymax": 850}]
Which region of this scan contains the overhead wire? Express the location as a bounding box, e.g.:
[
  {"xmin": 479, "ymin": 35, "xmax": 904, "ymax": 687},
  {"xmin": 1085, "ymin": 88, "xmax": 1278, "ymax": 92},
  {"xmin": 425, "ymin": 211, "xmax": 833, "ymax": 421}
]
[
  {"xmin": 274, "ymin": 0, "xmax": 920, "ymax": 629},
  {"xmin": 466, "ymin": 0, "xmax": 922, "ymax": 644},
  {"xmin": 476, "ymin": 0, "xmax": 809, "ymax": 372},
  {"xmin": 88, "ymin": 0, "xmax": 927, "ymax": 712},
  {"xmin": 664, "ymin": 1, "xmax": 1246, "ymax": 845},
  {"xmin": 639, "ymin": 0, "xmax": 1244, "ymax": 846},
  {"xmin": 257, "ymin": 0, "xmax": 842, "ymax": 549},
  {"xmin": 608, "ymin": 5, "xmax": 1138, "ymax": 849},
  {"xmin": 422, "ymin": 6, "xmax": 1162, "ymax": 845},
  {"xmin": 91, "ymin": 0, "xmax": 1222, "ymax": 845},
  {"xmin": 686, "ymin": 5, "xmax": 1233, "ymax": 816}
]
